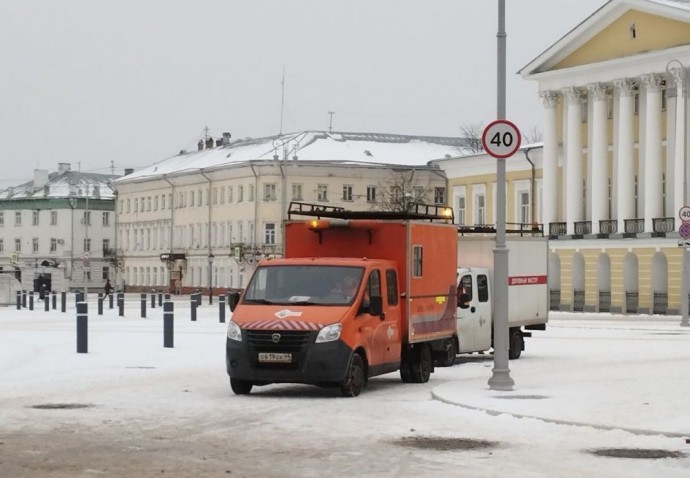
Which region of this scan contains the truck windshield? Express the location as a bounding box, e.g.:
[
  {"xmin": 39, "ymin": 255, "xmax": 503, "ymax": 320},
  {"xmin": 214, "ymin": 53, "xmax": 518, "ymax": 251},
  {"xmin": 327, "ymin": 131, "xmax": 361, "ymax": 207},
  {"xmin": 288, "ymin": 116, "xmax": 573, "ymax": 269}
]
[{"xmin": 243, "ymin": 265, "xmax": 364, "ymax": 306}]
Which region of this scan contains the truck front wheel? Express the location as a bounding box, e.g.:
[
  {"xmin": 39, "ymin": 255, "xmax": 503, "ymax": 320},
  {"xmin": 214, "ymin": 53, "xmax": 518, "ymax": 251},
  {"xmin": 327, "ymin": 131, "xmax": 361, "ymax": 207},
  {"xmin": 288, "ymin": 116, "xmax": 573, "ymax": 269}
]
[
  {"xmin": 509, "ymin": 328, "xmax": 524, "ymax": 360},
  {"xmin": 340, "ymin": 353, "xmax": 365, "ymax": 397},
  {"xmin": 230, "ymin": 378, "xmax": 254, "ymax": 395}
]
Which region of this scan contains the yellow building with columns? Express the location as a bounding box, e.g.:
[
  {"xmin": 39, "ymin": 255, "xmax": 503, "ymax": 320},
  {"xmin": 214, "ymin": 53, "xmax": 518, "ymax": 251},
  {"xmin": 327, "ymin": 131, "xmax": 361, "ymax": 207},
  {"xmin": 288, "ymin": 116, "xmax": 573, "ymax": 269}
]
[{"xmin": 434, "ymin": 0, "xmax": 690, "ymax": 315}]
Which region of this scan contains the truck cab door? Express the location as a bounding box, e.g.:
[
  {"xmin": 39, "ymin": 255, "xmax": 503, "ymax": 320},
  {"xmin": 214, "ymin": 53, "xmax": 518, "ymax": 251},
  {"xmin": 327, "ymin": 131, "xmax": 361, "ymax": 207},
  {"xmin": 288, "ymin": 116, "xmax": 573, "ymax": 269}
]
[
  {"xmin": 356, "ymin": 269, "xmax": 387, "ymax": 367},
  {"xmin": 456, "ymin": 272, "xmax": 492, "ymax": 353}
]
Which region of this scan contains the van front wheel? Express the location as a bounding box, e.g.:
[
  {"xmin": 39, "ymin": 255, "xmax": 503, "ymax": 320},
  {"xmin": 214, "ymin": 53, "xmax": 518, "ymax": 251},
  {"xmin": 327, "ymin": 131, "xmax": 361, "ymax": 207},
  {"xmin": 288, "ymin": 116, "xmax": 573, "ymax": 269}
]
[
  {"xmin": 230, "ymin": 378, "xmax": 253, "ymax": 395},
  {"xmin": 340, "ymin": 353, "xmax": 365, "ymax": 397},
  {"xmin": 509, "ymin": 329, "xmax": 524, "ymax": 360}
]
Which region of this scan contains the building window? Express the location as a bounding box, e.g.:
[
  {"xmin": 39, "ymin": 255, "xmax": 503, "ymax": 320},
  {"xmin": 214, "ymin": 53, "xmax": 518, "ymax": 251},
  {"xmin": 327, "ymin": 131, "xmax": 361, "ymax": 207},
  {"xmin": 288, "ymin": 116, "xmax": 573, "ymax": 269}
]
[
  {"xmin": 50, "ymin": 211, "xmax": 57, "ymax": 225},
  {"xmin": 342, "ymin": 185, "xmax": 353, "ymax": 201},
  {"xmin": 238, "ymin": 186, "xmax": 244, "ymax": 202},
  {"xmin": 213, "ymin": 187, "xmax": 218, "ymax": 205},
  {"xmin": 519, "ymin": 191, "xmax": 530, "ymax": 224},
  {"xmin": 161, "ymin": 194, "xmax": 166, "ymax": 209},
  {"xmin": 126, "ymin": 199, "xmax": 131, "ymax": 213},
  {"xmin": 457, "ymin": 196, "xmax": 466, "ymax": 225},
  {"xmin": 249, "ymin": 185, "xmax": 255, "ymax": 202},
  {"xmin": 85, "ymin": 270, "xmax": 91, "ymax": 281},
  {"xmin": 103, "ymin": 239, "xmax": 110, "ymax": 252},
  {"xmin": 102, "ymin": 212, "xmax": 110, "ymax": 226},
  {"xmin": 103, "ymin": 266, "xmax": 110, "ymax": 281},
  {"xmin": 154, "ymin": 196, "xmax": 159, "ymax": 210},
  {"xmin": 84, "ymin": 238, "xmax": 91, "ymax": 252},
  {"xmin": 367, "ymin": 186, "xmax": 377, "ymax": 203},
  {"xmin": 32, "ymin": 210, "xmax": 39, "ymax": 226},
  {"xmin": 15, "ymin": 212, "xmax": 21, "ymax": 226},
  {"xmin": 412, "ymin": 245, "xmax": 423, "ymax": 277},
  {"xmin": 0, "ymin": 212, "xmax": 4, "ymax": 226},
  {"xmin": 434, "ymin": 187, "xmax": 446, "ymax": 205},
  {"xmin": 476, "ymin": 194, "xmax": 486, "ymax": 225},
  {"xmin": 220, "ymin": 187, "xmax": 225, "ymax": 204},
  {"xmin": 0, "ymin": 239, "xmax": 3, "ymax": 252},
  {"xmin": 32, "ymin": 237, "xmax": 39, "ymax": 252},
  {"xmin": 197, "ymin": 189, "xmax": 203, "ymax": 207},
  {"xmin": 317, "ymin": 184, "xmax": 328, "ymax": 202},
  {"xmin": 292, "ymin": 183, "xmax": 303, "ymax": 200},
  {"xmin": 134, "ymin": 198, "xmax": 139, "ymax": 212},
  {"xmin": 50, "ymin": 238, "xmax": 57, "ymax": 252},
  {"xmin": 263, "ymin": 183, "xmax": 277, "ymax": 201},
  {"xmin": 264, "ymin": 223, "xmax": 276, "ymax": 245},
  {"xmin": 15, "ymin": 238, "xmax": 21, "ymax": 252},
  {"xmin": 228, "ymin": 186, "xmax": 234, "ymax": 203},
  {"xmin": 147, "ymin": 196, "xmax": 152, "ymax": 211},
  {"xmin": 82, "ymin": 211, "xmax": 90, "ymax": 226}
]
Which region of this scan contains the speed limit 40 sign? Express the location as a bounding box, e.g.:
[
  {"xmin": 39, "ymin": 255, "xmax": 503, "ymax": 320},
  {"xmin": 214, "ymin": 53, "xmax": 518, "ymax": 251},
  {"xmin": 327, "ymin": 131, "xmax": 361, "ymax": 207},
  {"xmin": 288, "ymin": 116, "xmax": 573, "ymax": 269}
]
[{"xmin": 482, "ymin": 119, "xmax": 521, "ymax": 159}]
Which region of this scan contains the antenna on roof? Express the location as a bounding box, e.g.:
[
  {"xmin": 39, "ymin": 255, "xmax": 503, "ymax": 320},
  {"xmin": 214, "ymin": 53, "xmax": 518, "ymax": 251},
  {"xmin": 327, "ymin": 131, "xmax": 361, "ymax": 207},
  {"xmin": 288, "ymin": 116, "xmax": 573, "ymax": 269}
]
[
  {"xmin": 279, "ymin": 66, "xmax": 285, "ymax": 135},
  {"xmin": 204, "ymin": 125, "xmax": 210, "ymax": 141},
  {"xmin": 328, "ymin": 111, "xmax": 335, "ymax": 133}
]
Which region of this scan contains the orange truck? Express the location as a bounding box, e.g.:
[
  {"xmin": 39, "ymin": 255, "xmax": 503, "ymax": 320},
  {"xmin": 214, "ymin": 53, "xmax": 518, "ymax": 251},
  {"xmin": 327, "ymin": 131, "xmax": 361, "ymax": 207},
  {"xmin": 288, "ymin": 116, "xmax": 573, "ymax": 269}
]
[{"xmin": 226, "ymin": 202, "xmax": 457, "ymax": 397}]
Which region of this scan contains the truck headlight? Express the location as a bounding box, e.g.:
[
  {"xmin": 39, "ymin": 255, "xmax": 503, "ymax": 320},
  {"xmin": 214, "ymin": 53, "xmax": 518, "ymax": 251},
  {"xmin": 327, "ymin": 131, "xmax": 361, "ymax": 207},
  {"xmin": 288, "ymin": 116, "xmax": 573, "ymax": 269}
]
[
  {"xmin": 226, "ymin": 320, "xmax": 243, "ymax": 342},
  {"xmin": 315, "ymin": 323, "xmax": 342, "ymax": 343}
]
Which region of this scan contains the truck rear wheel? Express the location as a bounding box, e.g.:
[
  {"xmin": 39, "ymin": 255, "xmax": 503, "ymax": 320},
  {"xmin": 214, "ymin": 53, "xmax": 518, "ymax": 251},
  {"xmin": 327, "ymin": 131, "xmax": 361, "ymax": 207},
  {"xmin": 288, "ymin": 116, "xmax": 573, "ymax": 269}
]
[
  {"xmin": 409, "ymin": 344, "xmax": 432, "ymax": 383},
  {"xmin": 340, "ymin": 353, "xmax": 365, "ymax": 397},
  {"xmin": 230, "ymin": 378, "xmax": 253, "ymax": 395},
  {"xmin": 509, "ymin": 328, "xmax": 524, "ymax": 360},
  {"xmin": 434, "ymin": 338, "xmax": 457, "ymax": 367}
]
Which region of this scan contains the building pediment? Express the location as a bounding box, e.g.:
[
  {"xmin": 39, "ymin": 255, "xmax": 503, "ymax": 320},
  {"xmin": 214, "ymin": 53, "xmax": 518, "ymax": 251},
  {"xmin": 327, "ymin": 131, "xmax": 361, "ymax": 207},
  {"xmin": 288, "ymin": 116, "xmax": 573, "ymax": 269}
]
[{"xmin": 520, "ymin": 0, "xmax": 690, "ymax": 78}]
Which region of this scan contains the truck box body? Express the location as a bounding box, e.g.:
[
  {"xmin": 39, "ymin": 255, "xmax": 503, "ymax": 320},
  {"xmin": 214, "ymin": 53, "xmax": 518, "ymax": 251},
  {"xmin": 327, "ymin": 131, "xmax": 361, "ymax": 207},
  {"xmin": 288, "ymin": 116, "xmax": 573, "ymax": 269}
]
[{"xmin": 457, "ymin": 236, "xmax": 548, "ymax": 327}]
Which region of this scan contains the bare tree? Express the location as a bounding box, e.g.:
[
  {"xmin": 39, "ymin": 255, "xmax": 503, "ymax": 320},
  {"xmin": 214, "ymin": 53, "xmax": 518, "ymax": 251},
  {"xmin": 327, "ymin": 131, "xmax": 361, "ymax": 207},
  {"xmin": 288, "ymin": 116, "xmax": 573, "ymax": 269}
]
[
  {"xmin": 523, "ymin": 125, "xmax": 543, "ymax": 145},
  {"xmin": 460, "ymin": 122, "xmax": 485, "ymax": 153},
  {"xmin": 376, "ymin": 169, "xmax": 434, "ymax": 212}
]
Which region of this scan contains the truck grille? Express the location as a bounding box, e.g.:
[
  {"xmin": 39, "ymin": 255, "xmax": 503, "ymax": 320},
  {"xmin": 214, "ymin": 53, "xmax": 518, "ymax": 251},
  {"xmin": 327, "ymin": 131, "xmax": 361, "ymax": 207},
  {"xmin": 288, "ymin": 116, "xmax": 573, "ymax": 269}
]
[{"xmin": 246, "ymin": 330, "xmax": 313, "ymax": 352}]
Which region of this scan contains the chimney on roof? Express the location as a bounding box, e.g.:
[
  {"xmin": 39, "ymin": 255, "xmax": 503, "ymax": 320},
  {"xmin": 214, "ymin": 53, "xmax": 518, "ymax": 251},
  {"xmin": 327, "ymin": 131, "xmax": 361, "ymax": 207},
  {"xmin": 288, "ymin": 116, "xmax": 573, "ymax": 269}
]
[
  {"xmin": 215, "ymin": 138, "xmax": 222, "ymax": 147},
  {"xmin": 33, "ymin": 169, "xmax": 49, "ymax": 190},
  {"xmin": 124, "ymin": 168, "xmax": 134, "ymax": 175},
  {"xmin": 205, "ymin": 137, "xmax": 214, "ymax": 149},
  {"xmin": 198, "ymin": 140, "xmax": 204, "ymax": 151},
  {"xmin": 222, "ymin": 132, "xmax": 231, "ymax": 145},
  {"xmin": 58, "ymin": 162, "xmax": 71, "ymax": 173}
]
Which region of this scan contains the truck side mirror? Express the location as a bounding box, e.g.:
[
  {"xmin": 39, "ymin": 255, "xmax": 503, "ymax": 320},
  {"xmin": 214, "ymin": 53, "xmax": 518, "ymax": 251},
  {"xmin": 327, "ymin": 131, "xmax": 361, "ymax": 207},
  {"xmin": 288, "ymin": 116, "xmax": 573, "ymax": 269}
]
[
  {"xmin": 228, "ymin": 292, "xmax": 240, "ymax": 312},
  {"xmin": 369, "ymin": 296, "xmax": 383, "ymax": 316}
]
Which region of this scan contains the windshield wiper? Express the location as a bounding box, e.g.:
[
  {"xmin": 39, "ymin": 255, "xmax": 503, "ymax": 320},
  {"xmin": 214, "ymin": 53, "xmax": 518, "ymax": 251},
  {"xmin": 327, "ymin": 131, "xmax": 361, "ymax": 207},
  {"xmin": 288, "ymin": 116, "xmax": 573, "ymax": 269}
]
[
  {"xmin": 287, "ymin": 300, "xmax": 318, "ymax": 305},
  {"xmin": 242, "ymin": 298, "xmax": 277, "ymax": 305}
]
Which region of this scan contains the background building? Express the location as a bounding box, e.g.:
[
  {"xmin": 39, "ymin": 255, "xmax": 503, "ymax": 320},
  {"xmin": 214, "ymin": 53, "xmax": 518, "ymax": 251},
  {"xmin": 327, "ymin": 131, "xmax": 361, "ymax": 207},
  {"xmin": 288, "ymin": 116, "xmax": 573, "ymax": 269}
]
[
  {"xmin": 0, "ymin": 163, "xmax": 119, "ymax": 293},
  {"xmin": 436, "ymin": 0, "xmax": 690, "ymax": 315},
  {"xmin": 113, "ymin": 131, "xmax": 467, "ymax": 294}
]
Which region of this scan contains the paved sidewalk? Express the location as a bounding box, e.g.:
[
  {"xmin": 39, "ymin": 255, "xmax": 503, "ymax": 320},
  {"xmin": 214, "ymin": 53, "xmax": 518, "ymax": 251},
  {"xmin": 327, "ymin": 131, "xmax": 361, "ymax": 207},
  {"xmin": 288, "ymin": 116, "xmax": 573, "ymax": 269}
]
[{"xmin": 431, "ymin": 314, "xmax": 690, "ymax": 438}]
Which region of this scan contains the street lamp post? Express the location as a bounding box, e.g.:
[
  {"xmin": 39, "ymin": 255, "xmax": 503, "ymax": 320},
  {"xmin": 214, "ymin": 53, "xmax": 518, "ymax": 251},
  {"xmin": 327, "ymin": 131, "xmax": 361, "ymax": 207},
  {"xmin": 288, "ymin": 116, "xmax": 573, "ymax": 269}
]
[
  {"xmin": 666, "ymin": 59, "xmax": 689, "ymax": 327},
  {"xmin": 208, "ymin": 253, "xmax": 214, "ymax": 305}
]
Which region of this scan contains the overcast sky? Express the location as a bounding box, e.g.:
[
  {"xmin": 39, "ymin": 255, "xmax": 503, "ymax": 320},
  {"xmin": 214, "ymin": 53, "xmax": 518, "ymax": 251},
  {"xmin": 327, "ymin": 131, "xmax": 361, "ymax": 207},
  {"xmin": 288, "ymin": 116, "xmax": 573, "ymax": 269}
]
[{"xmin": 0, "ymin": 0, "xmax": 607, "ymax": 184}]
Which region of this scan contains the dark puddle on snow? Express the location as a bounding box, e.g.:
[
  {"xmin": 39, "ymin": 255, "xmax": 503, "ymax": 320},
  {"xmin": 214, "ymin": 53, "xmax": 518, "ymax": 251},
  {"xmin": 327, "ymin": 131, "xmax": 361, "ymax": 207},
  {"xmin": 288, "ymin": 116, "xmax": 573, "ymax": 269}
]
[
  {"xmin": 588, "ymin": 448, "xmax": 686, "ymax": 460},
  {"xmin": 493, "ymin": 394, "xmax": 548, "ymax": 400},
  {"xmin": 394, "ymin": 436, "xmax": 498, "ymax": 451},
  {"xmin": 30, "ymin": 403, "xmax": 95, "ymax": 410}
]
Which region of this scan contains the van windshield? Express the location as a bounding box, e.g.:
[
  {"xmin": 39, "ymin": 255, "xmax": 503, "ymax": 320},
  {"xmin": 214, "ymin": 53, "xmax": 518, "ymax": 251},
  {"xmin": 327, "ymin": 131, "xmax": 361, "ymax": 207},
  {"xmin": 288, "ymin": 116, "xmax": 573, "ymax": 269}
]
[{"xmin": 243, "ymin": 265, "xmax": 364, "ymax": 306}]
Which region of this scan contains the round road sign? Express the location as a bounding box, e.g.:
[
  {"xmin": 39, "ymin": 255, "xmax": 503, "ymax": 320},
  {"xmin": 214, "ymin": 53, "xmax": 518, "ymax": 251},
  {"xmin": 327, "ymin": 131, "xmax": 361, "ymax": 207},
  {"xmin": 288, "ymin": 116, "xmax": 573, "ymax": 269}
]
[
  {"xmin": 482, "ymin": 119, "xmax": 522, "ymax": 159},
  {"xmin": 679, "ymin": 206, "xmax": 690, "ymax": 223},
  {"xmin": 680, "ymin": 222, "xmax": 690, "ymax": 239}
]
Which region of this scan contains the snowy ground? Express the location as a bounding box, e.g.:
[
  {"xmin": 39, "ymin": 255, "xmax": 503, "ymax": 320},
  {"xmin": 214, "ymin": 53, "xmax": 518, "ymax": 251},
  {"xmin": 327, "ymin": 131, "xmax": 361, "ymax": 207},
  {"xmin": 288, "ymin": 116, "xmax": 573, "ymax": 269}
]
[{"xmin": 1, "ymin": 296, "xmax": 689, "ymax": 477}]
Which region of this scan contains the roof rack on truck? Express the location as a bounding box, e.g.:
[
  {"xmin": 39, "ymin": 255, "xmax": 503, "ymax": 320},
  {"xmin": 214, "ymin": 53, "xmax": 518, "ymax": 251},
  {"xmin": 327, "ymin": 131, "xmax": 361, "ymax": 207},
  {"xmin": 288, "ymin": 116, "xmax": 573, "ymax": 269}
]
[
  {"xmin": 457, "ymin": 223, "xmax": 544, "ymax": 237},
  {"xmin": 287, "ymin": 201, "xmax": 454, "ymax": 223}
]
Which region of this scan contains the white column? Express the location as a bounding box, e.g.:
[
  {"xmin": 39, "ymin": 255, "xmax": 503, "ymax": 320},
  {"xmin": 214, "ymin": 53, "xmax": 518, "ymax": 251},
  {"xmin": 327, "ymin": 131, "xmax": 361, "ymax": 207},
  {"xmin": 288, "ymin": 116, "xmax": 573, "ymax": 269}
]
[
  {"xmin": 539, "ymin": 90, "xmax": 560, "ymax": 230},
  {"xmin": 613, "ymin": 79, "xmax": 636, "ymax": 232},
  {"xmin": 669, "ymin": 67, "xmax": 686, "ymax": 217},
  {"xmin": 641, "ymin": 73, "xmax": 664, "ymax": 231},
  {"xmin": 588, "ymin": 83, "xmax": 610, "ymax": 232},
  {"xmin": 563, "ymin": 87, "xmax": 585, "ymax": 234}
]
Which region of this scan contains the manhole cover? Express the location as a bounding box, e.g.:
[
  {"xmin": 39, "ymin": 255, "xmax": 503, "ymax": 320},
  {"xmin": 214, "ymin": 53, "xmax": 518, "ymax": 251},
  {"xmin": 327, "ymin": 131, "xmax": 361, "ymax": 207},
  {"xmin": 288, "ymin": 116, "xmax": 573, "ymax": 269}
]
[
  {"xmin": 30, "ymin": 403, "xmax": 94, "ymax": 410},
  {"xmin": 494, "ymin": 394, "xmax": 548, "ymax": 400},
  {"xmin": 588, "ymin": 448, "xmax": 685, "ymax": 459},
  {"xmin": 394, "ymin": 436, "xmax": 498, "ymax": 451}
]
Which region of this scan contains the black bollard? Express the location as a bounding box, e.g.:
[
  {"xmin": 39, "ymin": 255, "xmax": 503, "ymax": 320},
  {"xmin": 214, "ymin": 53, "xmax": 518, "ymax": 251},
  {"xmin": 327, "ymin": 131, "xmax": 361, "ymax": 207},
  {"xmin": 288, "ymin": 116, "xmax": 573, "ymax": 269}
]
[
  {"xmin": 190, "ymin": 294, "xmax": 197, "ymax": 322},
  {"xmin": 163, "ymin": 300, "xmax": 174, "ymax": 348},
  {"xmin": 219, "ymin": 294, "xmax": 226, "ymax": 323},
  {"xmin": 108, "ymin": 292, "xmax": 114, "ymax": 309},
  {"xmin": 150, "ymin": 293, "xmax": 156, "ymax": 309},
  {"xmin": 164, "ymin": 293, "xmax": 171, "ymax": 303},
  {"xmin": 140, "ymin": 293, "xmax": 147, "ymax": 318},
  {"xmin": 61, "ymin": 292, "xmax": 66, "ymax": 313},
  {"xmin": 75, "ymin": 291, "xmax": 83, "ymax": 306},
  {"xmin": 44, "ymin": 295, "xmax": 49, "ymax": 312},
  {"xmin": 22, "ymin": 290, "xmax": 27, "ymax": 308},
  {"xmin": 51, "ymin": 291, "xmax": 57, "ymax": 310},
  {"xmin": 29, "ymin": 292, "xmax": 34, "ymax": 311},
  {"xmin": 158, "ymin": 292, "xmax": 163, "ymax": 307},
  {"xmin": 97, "ymin": 293, "xmax": 104, "ymax": 316},
  {"xmin": 118, "ymin": 292, "xmax": 124, "ymax": 317},
  {"xmin": 76, "ymin": 302, "xmax": 88, "ymax": 353},
  {"xmin": 16, "ymin": 291, "xmax": 21, "ymax": 310}
]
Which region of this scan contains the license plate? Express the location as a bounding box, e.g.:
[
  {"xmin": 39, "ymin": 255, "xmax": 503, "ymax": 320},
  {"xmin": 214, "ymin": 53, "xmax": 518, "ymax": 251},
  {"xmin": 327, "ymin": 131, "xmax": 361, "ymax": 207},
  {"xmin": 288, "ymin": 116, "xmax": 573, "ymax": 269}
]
[{"xmin": 258, "ymin": 352, "xmax": 292, "ymax": 363}]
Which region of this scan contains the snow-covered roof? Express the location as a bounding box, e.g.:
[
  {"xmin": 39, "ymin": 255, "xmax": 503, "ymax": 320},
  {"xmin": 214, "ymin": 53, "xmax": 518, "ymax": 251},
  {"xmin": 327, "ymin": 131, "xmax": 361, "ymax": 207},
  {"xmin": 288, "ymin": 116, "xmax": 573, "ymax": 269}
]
[
  {"xmin": 0, "ymin": 169, "xmax": 119, "ymax": 200},
  {"xmin": 116, "ymin": 131, "xmax": 473, "ymax": 183}
]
